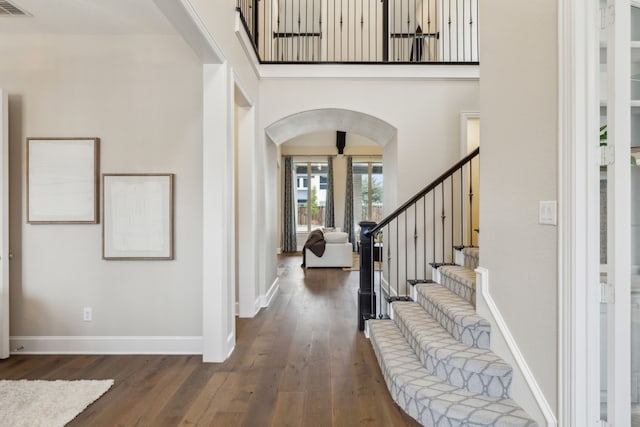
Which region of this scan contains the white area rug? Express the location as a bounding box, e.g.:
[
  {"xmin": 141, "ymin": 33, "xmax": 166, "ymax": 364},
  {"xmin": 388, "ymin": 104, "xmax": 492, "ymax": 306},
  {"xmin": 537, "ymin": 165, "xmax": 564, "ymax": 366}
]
[{"xmin": 0, "ymin": 379, "xmax": 113, "ymax": 427}]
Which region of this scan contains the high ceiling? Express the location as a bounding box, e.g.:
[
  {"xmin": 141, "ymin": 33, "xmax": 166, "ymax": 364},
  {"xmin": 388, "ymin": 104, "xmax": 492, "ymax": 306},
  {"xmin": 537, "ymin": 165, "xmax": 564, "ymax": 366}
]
[{"xmin": 0, "ymin": 0, "xmax": 175, "ymax": 35}]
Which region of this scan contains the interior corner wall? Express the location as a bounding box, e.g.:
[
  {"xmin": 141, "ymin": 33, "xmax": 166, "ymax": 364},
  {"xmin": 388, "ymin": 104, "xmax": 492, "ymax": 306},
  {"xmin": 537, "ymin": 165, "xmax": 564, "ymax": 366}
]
[
  {"xmin": 479, "ymin": 0, "xmax": 558, "ymax": 415},
  {"xmin": 0, "ymin": 34, "xmax": 203, "ymax": 348},
  {"xmin": 188, "ymin": 0, "xmax": 259, "ymax": 97}
]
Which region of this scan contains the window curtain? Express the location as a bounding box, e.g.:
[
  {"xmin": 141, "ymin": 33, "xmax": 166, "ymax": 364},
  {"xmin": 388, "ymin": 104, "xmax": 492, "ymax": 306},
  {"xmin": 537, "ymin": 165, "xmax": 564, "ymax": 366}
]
[
  {"xmin": 282, "ymin": 156, "xmax": 297, "ymax": 253},
  {"xmin": 324, "ymin": 156, "xmax": 335, "ymax": 228},
  {"xmin": 344, "ymin": 156, "xmax": 356, "ymax": 251}
]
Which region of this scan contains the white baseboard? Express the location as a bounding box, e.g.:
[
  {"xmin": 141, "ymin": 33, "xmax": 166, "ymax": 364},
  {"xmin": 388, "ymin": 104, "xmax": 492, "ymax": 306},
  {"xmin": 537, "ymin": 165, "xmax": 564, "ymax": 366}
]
[
  {"xmin": 225, "ymin": 332, "xmax": 235, "ymax": 359},
  {"xmin": 475, "ymin": 267, "xmax": 557, "ymax": 427},
  {"xmin": 261, "ymin": 277, "xmax": 279, "ymax": 307},
  {"xmin": 277, "ymin": 247, "xmax": 282, "ymax": 255},
  {"xmin": 10, "ymin": 335, "xmax": 203, "ymax": 355},
  {"xmin": 237, "ymin": 297, "xmax": 261, "ymax": 318}
]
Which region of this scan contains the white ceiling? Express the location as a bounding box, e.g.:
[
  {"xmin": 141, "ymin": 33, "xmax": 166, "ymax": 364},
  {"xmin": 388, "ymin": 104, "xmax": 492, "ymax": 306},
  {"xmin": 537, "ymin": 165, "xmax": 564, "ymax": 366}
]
[{"xmin": 0, "ymin": 0, "xmax": 175, "ymax": 35}]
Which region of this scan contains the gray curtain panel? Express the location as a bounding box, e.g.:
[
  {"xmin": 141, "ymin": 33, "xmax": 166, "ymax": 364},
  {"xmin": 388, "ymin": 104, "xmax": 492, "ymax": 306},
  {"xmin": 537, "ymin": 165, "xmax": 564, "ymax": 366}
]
[
  {"xmin": 283, "ymin": 156, "xmax": 297, "ymax": 253},
  {"xmin": 324, "ymin": 156, "xmax": 335, "ymax": 228},
  {"xmin": 344, "ymin": 156, "xmax": 356, "ymax": 251}
]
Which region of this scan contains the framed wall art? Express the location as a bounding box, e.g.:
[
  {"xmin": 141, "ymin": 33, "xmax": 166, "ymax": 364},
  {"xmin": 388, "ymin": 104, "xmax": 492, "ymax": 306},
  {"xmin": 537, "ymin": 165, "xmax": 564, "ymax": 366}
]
[
  {"xmin": 102, "ymin": 173, "xmax": 174, "ymax": 260},
  {"xmin": 27, "ymin": 138, "xmax": 100, "ymax": 224}
]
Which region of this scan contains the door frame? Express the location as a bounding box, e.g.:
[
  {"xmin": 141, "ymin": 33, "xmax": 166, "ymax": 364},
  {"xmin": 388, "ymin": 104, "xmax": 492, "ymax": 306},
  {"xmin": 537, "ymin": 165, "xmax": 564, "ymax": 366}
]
[{"xmin": 0, "ymin": 89, "xmax": 9, "ymax": 359}]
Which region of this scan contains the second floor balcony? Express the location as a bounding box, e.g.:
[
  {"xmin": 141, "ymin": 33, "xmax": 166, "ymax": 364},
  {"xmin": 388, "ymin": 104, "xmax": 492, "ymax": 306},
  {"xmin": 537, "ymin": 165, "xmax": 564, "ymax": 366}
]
[{"xmin": 237, "ymin": 0, "xmax": 479, "ymax": 64}]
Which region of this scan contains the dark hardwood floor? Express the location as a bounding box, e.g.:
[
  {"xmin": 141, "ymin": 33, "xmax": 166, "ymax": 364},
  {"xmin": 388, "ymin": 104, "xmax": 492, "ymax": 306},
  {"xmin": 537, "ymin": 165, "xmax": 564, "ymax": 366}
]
[{"xmin": 0, "ymin": 254, "xmax": 420, "ymax": 427}]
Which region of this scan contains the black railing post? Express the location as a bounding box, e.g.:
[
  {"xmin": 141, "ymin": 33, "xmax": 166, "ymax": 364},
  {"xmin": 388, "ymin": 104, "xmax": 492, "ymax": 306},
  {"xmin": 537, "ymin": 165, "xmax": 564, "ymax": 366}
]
[
  {"xmin": 253, "ymin": 0, "xmax": 260, "ymax": 46},
  {"xmin": 358, "ymin": 221, "xmax": 377, "ymax": 330},
  {"xmin": 382, "ymin": 0, "xmax": 389, "ymax": 61}
]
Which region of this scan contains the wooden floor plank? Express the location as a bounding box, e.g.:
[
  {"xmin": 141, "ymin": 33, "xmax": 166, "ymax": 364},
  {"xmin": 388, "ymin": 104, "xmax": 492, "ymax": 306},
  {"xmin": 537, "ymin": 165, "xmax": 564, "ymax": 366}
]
[
  {"xmin": 0, "ymin": 254, "xmax": 420, "ymax": 427},
  {"xmin": 269, "ymin": 391, "xmax": 305, "ymax": 427}
]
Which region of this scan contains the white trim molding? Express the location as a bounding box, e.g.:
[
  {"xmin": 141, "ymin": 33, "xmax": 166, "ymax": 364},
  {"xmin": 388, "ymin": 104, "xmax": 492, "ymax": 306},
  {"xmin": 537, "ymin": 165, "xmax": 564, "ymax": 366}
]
[
  {"xmin": 475, "ymin": 268, "xmax": 557, "ymax": 427},
  {"xmin": 557, "ymin": 0, "xmax": 602, "ymax": 425},
  {"xmin": 10, "ymin": 336, "xmax": 203, "ymax": 355},
  {"xmin": 153, "ymin": 0, "xmax": 225, "ymax": 64},
  {"xmin": 261, "ymin": 277, "xmax": 279, "ymax": 307}
]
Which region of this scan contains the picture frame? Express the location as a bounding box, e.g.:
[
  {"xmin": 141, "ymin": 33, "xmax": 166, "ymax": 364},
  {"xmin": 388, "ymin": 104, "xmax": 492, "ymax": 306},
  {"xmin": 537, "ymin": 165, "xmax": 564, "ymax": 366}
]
[
  {"xmin": 27, "ymin": 138, "xmax": 100, "ymax": 224},
  {"xmin": 102, "ymin": 173, "xmax": 174, "ymax": 260}
]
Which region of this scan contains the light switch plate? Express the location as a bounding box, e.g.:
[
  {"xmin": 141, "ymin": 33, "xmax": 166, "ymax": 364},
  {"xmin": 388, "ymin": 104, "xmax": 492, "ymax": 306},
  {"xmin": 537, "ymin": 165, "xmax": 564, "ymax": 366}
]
[{"xmin": 539, "ymin": 201, "xmax": 557, "ymax": 225}]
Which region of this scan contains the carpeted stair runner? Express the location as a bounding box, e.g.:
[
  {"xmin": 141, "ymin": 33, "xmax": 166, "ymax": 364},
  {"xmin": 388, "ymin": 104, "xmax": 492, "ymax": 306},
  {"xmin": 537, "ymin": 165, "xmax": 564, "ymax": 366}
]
[
  {"xmin": 367, "ymin": 247, "xmax": 537, "ymax": 426},
  {"xmin": 414, "ymin": 282, "xmax": 491, "ymax": 349}
]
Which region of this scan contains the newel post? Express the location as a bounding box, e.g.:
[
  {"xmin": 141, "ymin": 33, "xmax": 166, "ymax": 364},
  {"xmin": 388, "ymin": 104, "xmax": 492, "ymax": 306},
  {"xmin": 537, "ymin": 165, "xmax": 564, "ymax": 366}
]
[{"xmin": 358, "ymin": 221, "xmax": 377, "ymax": 330}]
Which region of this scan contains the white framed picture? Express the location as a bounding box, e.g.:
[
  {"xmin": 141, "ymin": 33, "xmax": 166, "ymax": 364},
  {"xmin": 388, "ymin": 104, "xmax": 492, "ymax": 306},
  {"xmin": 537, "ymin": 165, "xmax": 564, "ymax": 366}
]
[
  {"xmin": 102, "ymin": 173, "xmax": 174, "ymax": 260},
  {"xmin": 27, "ymin": 138, "xmax": 100, "ymax": 224}
]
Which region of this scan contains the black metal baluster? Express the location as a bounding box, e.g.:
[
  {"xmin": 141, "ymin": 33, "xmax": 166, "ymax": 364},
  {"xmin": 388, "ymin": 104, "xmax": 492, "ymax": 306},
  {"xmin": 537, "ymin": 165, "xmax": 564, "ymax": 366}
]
[
  {"xmin": 432, "ymin": 191, "xmax": 435, "ymax": 264},
  {"xmin": 450, "ymin": 175, "xmax": 454, "ymax": 260},
  {"xmin": 404, "ymin": 211, "xmax": 408, "ymax": 297},
  {"xmin": 428, "ymin": 0, "xmax": 433, "ymax": 61},
  {"xmin": 347, "ymin": 0, "xmax": 350, "ymax": 60},
  {"xmin": 469, "ymin": 159, "xmax": 474, "ymax": 246},
  {"xmin": 370, "ymin": 228, "xmax": 375, "ymax": 319},
  {"xmin": 284, "ymin": 0, "xmax": 288, "ymax": 60},
  {"xmin": 297, "ymin": 1, "xmax": 301, "ymax": 60},
  {"xmin": 455, "ymin": 0, "xmax": 459, "ymax": 61},
  {"xmin": 398, "ymin": 0, "xmax": 402, "ymax": 60},
  {"xmin": 368, "ymin": 0, "xmax": 371, "ymax": 60},
  {"xmin": 448, "ymin": 0, "xmax": 451, "ymax": 62},
  {"xmin": 340, "ymin": 0, "xmax": 344, "ymax": 60},
  {"xmin": 423, "ymin": 195, "xmax": 427, "ymax": 280},
  {"xmin": 469, "ymin": 0, "xmax": 474, "ymax": 61},
  {"xmin": 414, "ymin": 203, "xmax": 418, "ymax": 282},
  {"xmin": 361, "ymin": 0, "xmax": 364, "ymax": 61},
  {"xmin": 306, "ymin": 0, "xmax": 310, "ymax": 60},
  {"xmin": 378, "ymin": 230, "xmax": 382, "ymax": 318},
  {"xmin": 333, "ymin": 0, "xmax": 336, "ymax": 60},
  {"xmin": 441, "ymin": 182, "xmax": 445, "ymax": 263},
  {"xmin": 387, "ymin": 224, "xmax": 392, "ymax": 306},
  {"xmin": 462, "ymin": 0, "xmax": 465, "ymax": 61},
  {"xmin": 395, "ymin": 219, "xmax": 399, "ymax": 298},
  {"xmin": 460, "ymin": 168, "xmax": 464, "ymax": 246}
]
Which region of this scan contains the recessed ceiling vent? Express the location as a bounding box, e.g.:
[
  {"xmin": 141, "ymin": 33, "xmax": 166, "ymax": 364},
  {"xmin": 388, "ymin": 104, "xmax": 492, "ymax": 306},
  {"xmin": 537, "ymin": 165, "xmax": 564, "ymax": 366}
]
[{"xmin": 0, "ymin": 0, "xmax": 31, "ymax": 16}]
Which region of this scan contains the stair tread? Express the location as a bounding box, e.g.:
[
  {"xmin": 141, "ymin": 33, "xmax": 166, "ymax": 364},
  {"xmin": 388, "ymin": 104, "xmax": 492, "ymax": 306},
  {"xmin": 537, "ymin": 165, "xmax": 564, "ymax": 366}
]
[
  {"xmin": 416, "ymin": 282, "xmax": 488, "ymax": 328},
  {"xmin": 368, "ymin": 320, "xmax": 537, "ymax": 427},
  {"xmin": 462, "ymin": 247, "xmax": 480, "ymax": 258},
  {"xmin": 392, "ymin": 301, "xmax": 510, "ymax": 377},
  {"xmin": 439, "ymin": 265, "xmax": 476, "ymax": 286}
]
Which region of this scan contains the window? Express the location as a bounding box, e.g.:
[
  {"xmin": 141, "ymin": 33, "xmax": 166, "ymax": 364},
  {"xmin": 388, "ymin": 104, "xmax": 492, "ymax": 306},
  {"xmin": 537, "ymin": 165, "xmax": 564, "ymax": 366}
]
[
  {"xmin": 353, "ymin": 161, "xmax": 383, "ymax": 224},
  {"xmin": 295, "ymin": 161, "xmax": 328, "ymax": 232}
]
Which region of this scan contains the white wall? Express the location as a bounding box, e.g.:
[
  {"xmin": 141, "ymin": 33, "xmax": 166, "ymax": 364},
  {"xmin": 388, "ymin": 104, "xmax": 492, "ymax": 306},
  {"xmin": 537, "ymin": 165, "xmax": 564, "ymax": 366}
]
[
  {"xmin": 479, "ymin": 0, "xmax": 558, "ymax": 415},
  {"xmin": 260, "ymin": 78, "xmax": 480, "ymax": 204},
  {"xmin": 0, "ymin": 35, "xmax": 203, "ymax": 345}
]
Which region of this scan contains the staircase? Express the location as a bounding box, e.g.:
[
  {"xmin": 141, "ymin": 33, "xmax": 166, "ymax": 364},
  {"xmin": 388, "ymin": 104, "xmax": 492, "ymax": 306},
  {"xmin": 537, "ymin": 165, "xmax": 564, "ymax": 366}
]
[
  {"xmin": 367, "ymin": 248, "xmax": 537, "ymax": 426},
  {"xmin": 357, "ymin": 149, "xmax": 537, "ymax": 426}
]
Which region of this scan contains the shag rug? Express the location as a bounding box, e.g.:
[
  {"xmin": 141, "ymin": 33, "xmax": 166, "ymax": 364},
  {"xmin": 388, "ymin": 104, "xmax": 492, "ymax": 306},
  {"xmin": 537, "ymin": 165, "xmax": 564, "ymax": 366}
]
[{"xmin": 0, "ymin": 379, "xmax": 113, "ymax": 427}]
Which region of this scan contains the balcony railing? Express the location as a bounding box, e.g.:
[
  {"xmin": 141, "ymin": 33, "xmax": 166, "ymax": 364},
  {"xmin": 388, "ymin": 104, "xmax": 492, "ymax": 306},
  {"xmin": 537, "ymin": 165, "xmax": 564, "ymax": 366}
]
[{"xmin": 236, "ymin": 0, "xmax": 479, "ymax": 63}]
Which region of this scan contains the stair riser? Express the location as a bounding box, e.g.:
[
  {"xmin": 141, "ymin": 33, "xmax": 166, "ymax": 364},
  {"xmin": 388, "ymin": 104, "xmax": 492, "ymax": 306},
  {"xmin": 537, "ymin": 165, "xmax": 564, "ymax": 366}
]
[
  {"xmin": 462, "ymin": 247, "xmax": 480, "ymax": 270},
  {"xmin": 426, "ymin": 357, "xmax": 512, "ymax": 399},
  {"xmin": 464, "ymin": 254, "xmax": 479, "ymax": 270},
  {"xmin": 394, "ymin": 309, "xmax": 511, "ymax": 398},
  {"xmin": 440, "ymin": 273, "xmax": 476, "ymax": 305},
  {"xmin": 416, "ymin": 292, "xmax": 491, "ymax": 349}
]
